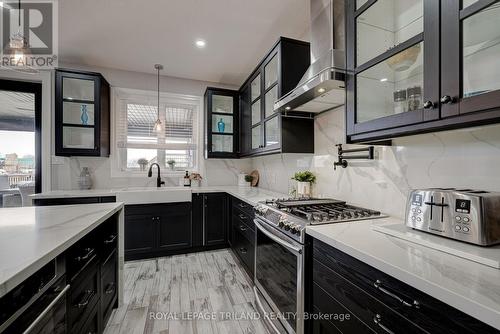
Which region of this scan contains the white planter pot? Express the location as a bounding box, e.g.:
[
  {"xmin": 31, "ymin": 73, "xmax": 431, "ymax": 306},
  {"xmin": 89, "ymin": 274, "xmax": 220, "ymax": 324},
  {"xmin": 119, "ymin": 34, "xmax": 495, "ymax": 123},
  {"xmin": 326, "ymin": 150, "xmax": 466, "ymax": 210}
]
[{"xmin": 296, "ymin": 181, "xmax": 311, "ymax": 197}]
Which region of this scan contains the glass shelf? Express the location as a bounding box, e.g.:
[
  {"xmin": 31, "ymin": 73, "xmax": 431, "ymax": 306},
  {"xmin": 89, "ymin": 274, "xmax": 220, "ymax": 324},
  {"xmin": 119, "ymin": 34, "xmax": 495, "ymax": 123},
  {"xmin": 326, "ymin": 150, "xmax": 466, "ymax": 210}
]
[
  {"xmin": 212, "ymin": 115, "xmax": 233, "ymax": 134},
  {"xmin": 62, "ymin": 77, "xmax": 95, "ymax": 101},
  {"xmin": 356, "ymin": 0, "xmax": 423, "ymax": 66},
  {"xmin": 462, "ymin": 2, "xmax": 500, "ymax": 98},
  {"xmin": 251, "ymin": 75, "xmax": 261, "ymax": 102},
  {"xmin": 62, "ymin": 126, "xmax": 94, "ymax": 149},
  {"xmin": 265, "ymin": 116, "xmax": 279, "ymax": 147},
  {"xmin": 252, "ymin": 100, "xmax": 261, "ymax": 125},
  {"xmin": 212, "ymin": 95, "xmax": 233, "ymax": 114},
  {"xmin": 212, "ymin": 134, "xmax": 233, "ymax": 152},
  {"xmin": 63, "ymin": 102, "xmax": 95, "ymax": 126},
  {"xmin": 356, "ymin": 42, "xmax": 424, "ymax": 123},
  {"xmin": 264, "ymin": 55, "xmax": 278, "ymax": 89},
  {"xmin": 252, "ymin": 125, "xmax": 261, "ymax": 149},
  {"xmin": 265, "ymin": 85, "xmax": 278, "ymax": 118}
]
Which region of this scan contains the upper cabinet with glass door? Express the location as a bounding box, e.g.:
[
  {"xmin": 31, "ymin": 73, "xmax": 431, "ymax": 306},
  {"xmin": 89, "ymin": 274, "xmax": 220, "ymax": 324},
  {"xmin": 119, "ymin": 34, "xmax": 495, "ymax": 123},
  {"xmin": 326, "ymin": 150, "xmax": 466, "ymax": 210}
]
[
  {"xmin": 55, "ymin": 69, "xmax": 110, "ymax": 156},
  {"xmin": 441, "ymin": 0, "xmax": 500, "ymax": 118},
  {"xmin": 204, "ymin": 87, "xmax": 239, "ymax": 159},
  {"xmin": 347, "ymin": 0, "xmax": 500, "ymax": 142},
  {"xmin": 239, "ymin": 37, "xmax": 313, "ymax": 157}
]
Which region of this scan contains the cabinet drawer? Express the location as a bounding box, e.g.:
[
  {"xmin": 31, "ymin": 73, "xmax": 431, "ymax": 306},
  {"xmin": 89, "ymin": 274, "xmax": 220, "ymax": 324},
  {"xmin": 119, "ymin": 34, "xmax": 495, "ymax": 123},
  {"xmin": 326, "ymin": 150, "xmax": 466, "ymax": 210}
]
[
  {"xmin": 312, "ymin": 283, "xmax": 371, "ymax": 334},
  {"xmin": 233, "ymin": 207, "xmax": 254, "ymax": 231},
  {"xmin": 312, "ymin": 239, "xmax": 497, "ymax": 334},
  {"xmin": 67, "ymin": 258, "xmax": 99, "ymax": 333},
  {"xmin": 232, "ymin": 213, "xmax": 255, "ymax": 244},
  {"xmin": 66, "ymin": 235, "xmax": 97, "ymax": 281},
  {"xmin": 232, "ymin": 226, "xmax": 254, "ymax": 278},
  {"xmin": 101, "ymin": 250, "xmax": 117, "ymax": 326},
  {"xmin": 232, "ymin": 197, "xmax": 254, "ymax": 216},
  {"xmin": 77, "ymin": 303, "xmax": 99, "ymax": 334},
  {"xmin": 313, "ymin": 259, "xmax": 424, "ymax": 334},
  {"xmin": 97, "ymin": 217, "xmax": 118, "ymax": 260}
]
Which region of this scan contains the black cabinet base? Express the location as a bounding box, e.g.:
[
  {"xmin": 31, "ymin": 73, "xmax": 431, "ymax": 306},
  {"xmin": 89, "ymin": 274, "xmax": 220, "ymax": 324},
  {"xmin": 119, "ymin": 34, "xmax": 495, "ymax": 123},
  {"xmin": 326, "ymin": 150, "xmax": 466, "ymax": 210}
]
[{"xmin": 125, "ymin": 244, "xmax": 229, "ymax": 261}]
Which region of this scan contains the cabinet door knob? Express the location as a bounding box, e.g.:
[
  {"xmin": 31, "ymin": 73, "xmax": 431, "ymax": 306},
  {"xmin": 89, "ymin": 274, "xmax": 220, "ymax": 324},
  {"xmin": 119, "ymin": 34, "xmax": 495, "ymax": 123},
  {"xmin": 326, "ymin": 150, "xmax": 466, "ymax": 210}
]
[
  {"xmin": 423, "ymin": 100, "xmax": 434, "ymax": 109},
  {"xmin": 440, "ymin": 95, "xmax": 454, "ymax": 104}
]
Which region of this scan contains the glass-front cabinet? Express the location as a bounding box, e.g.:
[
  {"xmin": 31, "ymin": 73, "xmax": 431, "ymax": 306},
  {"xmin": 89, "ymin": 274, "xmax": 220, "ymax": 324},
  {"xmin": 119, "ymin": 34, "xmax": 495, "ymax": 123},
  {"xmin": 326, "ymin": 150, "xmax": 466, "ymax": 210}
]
[
  {"xmin": 347, "ymin": 0, "xmax": 500, "ymax": 143},
  {"xmin": 55, "ymin": 69, "xmax": 110, "ymax": 156},
  {"xmin": 441, "ymin": 0, "xmax": 500, "ymax": 118},
  {"xmin": 347, "ymin": 0, "xmax": 440, "ymax": 138},
  {"xmin": 204, "ymin": 87, "xmax": 239, "ymax": 158}
]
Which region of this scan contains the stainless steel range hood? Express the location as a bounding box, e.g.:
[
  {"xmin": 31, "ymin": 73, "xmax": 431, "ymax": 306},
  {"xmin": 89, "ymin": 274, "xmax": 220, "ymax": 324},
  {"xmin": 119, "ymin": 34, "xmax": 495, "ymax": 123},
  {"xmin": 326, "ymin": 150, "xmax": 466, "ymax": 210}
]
[{"xmin": 274, "ymin": 0, "xmax": 346, "ymax": 114}]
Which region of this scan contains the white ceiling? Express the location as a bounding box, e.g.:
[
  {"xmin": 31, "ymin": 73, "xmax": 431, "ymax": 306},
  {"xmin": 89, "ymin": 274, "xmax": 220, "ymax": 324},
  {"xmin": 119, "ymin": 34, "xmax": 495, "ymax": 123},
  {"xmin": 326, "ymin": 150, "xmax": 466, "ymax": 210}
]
[{"xmin": 59, "ymin": 0, "xmax": 310, "ymax": 86}]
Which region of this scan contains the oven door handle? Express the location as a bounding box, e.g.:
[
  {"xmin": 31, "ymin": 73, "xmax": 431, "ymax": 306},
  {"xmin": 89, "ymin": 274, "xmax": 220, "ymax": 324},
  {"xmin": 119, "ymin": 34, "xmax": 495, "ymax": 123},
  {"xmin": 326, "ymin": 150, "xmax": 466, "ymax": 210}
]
[
  {"xmin": 23, "ymin": 284, "xmax": 70, "ymax": 334},
  {"xmin": 254, "ymin": 219, "xmax": 302, "ymax": 254}
]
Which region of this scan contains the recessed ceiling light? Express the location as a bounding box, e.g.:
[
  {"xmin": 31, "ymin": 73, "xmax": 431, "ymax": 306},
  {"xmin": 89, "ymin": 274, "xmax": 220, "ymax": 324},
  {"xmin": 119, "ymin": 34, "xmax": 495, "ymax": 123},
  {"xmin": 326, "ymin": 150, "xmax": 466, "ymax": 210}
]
[
  {"xmin": 285, "ymin": 106, "xmax": 291, "ymax": 110},
  {"xmin": 195, "ymin": 39, "xmax": 206, "ymax": 48},
  {"xmin": 380, "ymin": 78, "xmax": 388, "ymax": 82},
  {"xmin": 318, "ymin": 88, "xmax": 326, "ymax": 93}
]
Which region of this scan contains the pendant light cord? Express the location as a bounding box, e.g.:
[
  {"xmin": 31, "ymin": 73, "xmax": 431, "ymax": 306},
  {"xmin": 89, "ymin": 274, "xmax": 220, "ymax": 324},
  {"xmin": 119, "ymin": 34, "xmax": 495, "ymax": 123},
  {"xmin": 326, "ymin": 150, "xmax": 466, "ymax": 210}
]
[
  {"xmin": 157, "ymin": 66, "xmax": 160, "ymax": 120},
  {"xmin": 18, "ymin": 0, "xmax": 21, "ymax": 27}
]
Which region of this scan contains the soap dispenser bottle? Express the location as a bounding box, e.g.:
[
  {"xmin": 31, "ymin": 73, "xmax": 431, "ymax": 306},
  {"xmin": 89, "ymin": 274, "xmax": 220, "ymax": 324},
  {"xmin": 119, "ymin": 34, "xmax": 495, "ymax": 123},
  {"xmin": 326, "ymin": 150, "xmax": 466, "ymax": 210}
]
[{"xmin": 183, "ymin": 171, "xmax": 191, "ymax": 187}]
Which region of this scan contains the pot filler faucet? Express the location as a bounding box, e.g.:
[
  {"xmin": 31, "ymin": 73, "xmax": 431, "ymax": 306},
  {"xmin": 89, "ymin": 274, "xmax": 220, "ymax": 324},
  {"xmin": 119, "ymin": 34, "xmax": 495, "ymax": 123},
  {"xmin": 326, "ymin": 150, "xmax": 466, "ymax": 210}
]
[{"xmin": 148, "ymin": 163, "xmax": 165, "ymax": 187}]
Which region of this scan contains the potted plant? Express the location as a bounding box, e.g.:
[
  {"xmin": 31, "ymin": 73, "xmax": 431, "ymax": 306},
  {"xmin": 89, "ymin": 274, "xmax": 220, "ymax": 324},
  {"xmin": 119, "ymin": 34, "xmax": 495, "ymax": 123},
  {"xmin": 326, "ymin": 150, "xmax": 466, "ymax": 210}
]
[
  {"xmin": 190, "ymin": 173, "xmax": 203, "ymax": 187},
  {"xmin": 167, "ymin": 159, "xmax": 176, "ymax": 170},
  {"xmin": 137, "ymin": 158, "xmax": 148, "ymax": 171},
  {"xmin": 291, "ymin": 171, "xmax": 316, "ymax": 197},
  {"xmin": 244, "ymin": 175, "xmax": 254, "ymax": 187}
]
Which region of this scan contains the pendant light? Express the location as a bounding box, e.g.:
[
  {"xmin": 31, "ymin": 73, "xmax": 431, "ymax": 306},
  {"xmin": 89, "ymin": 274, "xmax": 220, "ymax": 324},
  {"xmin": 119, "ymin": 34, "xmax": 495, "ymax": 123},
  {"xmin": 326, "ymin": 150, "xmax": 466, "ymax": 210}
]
[
  {"xmin": 153, "ymin": 64, "xmax": 164, "ymax": 133},
  {"xmin": 10, "ymin": 0, "xmax": 30, "ymax": 64}
]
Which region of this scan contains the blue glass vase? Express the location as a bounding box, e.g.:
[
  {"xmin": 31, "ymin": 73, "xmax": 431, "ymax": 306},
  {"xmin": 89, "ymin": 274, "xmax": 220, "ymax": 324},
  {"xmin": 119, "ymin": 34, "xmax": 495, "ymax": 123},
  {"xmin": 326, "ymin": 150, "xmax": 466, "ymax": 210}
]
[
  {"xmin": 80, "ymin": 105, "xmax": 89, "ymax": 125},
  {"xmin": 217, "ymin": 118, "xmax": 225, "ymax": 133}
]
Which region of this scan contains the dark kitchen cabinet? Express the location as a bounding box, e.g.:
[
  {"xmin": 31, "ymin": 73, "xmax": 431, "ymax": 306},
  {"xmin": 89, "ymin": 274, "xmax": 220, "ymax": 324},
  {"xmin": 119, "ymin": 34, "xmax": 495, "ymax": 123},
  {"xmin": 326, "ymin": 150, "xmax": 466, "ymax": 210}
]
[
  {"xmin": 239, "ymin": 37, "xmax": 314, "ymax": 157},
  {"xmin": 192, "ymin": 193, "xmax": 228, "ymax": 248},
  {"xmin": 204, "ymin": 87, "xmax": 239, "ymax": 158},
  {"xmin": 309, "ymin": 237, "xmax": 498, "ymax": 334},
  {"xmin": 346, "ymin": 0, "xmax": 500, "ymax": 143},
  {"xmin": 55, "ymin": 68, "xmax": 110, "ymax": 156},
  {"xmin": 33, "ymin": 196, "xmax": 116, "ymax": 206},
  {"xmin": 229, "ymin": 196, "xmax": 255, "ymax": 279},
  {"xmin": 124, "ymin": 203, "xmax": 192, "ymax": 260}
]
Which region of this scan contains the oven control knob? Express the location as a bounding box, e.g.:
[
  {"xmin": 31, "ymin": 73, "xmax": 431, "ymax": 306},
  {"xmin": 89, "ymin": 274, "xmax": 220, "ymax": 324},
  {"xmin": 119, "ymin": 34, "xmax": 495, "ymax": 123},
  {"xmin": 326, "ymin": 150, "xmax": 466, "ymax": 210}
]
[
  {"xmin": 283, "ymin": 223, "xmax": 291, "ymax": 231},
  {"xmin": 279, "ymin": 215, "xmax": 288, "ymax": 225}
]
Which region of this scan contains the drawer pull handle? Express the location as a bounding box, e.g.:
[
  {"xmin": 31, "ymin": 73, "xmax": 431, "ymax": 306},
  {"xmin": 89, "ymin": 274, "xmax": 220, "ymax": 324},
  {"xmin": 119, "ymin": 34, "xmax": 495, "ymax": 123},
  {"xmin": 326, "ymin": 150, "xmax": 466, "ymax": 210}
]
[
  {"xmin": 105, "ymin": 282, "xmax": 116, "ymax": 294},
  {"xmin": 104, "ymin": 234, "xmax": 117, "ymax": 244},
  {"xmin": 374, "ymin": 280, "xmax": 419, "ymax": 308},
  {"xmin": 75, "ymin": 248, "xmax": 95, "ymax": 262},
  {"xmin": 239, "ymin": 225, "xmax": 248, "ymax": 231},
  {"xmin": 373, "ymin": 314, "xmax": 395, "ymax": 334},
  {"xmin": 239, "ymin": 247, "xmax": 247, "ymax": 254},
  {"xmin": 239, "ymin": 214, "xmax": 247, "ymax": 220},
  {"xmin": 238, "ymin": 203, "xmax": 246, "ymax": 208},
  {"xmin": 76, "ymin": 289, "xmax": 95, "ymax": 308}
]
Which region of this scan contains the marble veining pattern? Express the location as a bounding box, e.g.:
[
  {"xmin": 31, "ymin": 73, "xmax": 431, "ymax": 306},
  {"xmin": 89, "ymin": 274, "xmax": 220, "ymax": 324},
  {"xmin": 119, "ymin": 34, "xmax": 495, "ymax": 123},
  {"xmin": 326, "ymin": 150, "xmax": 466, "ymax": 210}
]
[
  {"xmin": 0, "ymin": 203, "xmax": 124, "ymax": 298},
  {"xmin": 306, "ymin": 218, "xmax": 500, "ymax": 330},
  {"xmin": 252, "ymin": 106, "xmax": 500, "ymax": 219},
  {"xmin": 104, "ymin": 249, "xmax": 268, "ymax": 334}
]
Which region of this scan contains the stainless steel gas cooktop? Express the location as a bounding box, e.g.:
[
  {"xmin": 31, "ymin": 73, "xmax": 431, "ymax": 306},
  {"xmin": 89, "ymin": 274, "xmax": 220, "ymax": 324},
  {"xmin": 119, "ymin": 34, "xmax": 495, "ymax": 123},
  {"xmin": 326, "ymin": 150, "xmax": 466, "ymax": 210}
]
[{"xmin": 254, "ymin": 198, "xmax": 386, "ymax": 243}]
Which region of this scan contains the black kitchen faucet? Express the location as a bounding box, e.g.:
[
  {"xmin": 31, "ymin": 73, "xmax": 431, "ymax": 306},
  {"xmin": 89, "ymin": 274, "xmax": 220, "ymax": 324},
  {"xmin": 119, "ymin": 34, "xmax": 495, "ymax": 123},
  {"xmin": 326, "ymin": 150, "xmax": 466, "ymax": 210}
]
[{"xmin": 147, "ymin": 163, "xmax": 165, "ymax": 187}]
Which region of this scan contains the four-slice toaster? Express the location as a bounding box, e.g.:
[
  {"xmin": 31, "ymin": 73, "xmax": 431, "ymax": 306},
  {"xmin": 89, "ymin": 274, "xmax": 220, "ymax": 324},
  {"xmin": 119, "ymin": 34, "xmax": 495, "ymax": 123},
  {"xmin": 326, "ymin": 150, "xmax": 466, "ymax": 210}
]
[{"xmin": 406, "ymin": 188, "xmax": 500, "ymax": 246}]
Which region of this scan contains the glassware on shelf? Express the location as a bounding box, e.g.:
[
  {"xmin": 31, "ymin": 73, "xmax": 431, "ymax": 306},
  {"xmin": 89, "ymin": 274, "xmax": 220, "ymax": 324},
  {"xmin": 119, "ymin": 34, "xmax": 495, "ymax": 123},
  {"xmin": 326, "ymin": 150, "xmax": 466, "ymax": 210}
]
[
  {"xmin": 80, "ymin": 105, "xmax": 89, "ymax": 125},
  {"xmin": 407, "ymin": 86, "xmax": 422, "ymax": 111},
  {"xmin": 393, "ymin": 89, "xmax": 407, "ymax": 114},
  {"xmin": 217, "ymin": 118, "xmax": 225, "ymax": 133},
  {"xmin": 387, "ymin": 44, "xmax": 421, "ymax": 72}
]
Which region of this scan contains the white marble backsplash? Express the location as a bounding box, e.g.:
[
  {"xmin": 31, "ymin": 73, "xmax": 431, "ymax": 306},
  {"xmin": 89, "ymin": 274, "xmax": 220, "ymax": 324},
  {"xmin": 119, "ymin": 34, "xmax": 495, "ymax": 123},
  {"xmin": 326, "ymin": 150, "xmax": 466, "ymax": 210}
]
[{"xmin": 252, "ymin": 106, "xmax": 500, "ymax": 219}]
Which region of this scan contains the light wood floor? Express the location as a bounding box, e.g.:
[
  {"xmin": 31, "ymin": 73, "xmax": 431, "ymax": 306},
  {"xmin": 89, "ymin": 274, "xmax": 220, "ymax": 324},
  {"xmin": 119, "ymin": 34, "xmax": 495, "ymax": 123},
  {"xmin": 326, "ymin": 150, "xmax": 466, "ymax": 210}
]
[{"xmin": 104, "ymin": 249, "xmax": 269, "ymax": 334}]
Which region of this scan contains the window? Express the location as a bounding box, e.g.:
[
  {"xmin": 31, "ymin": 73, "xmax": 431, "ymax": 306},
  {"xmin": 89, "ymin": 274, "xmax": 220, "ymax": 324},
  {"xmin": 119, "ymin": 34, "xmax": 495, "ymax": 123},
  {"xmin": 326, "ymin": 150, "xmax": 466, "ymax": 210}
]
[{"xmin": 113, "ymin": 89, "xmax": 199, "ymax": 174}]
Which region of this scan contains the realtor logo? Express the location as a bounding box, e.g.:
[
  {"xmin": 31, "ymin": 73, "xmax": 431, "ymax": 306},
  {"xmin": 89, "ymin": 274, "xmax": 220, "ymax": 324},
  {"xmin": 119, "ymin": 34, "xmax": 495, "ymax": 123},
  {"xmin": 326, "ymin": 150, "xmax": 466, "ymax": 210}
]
[{"xmin": 1, "ymin": 0, "xmax": 58, "ymax": 71}]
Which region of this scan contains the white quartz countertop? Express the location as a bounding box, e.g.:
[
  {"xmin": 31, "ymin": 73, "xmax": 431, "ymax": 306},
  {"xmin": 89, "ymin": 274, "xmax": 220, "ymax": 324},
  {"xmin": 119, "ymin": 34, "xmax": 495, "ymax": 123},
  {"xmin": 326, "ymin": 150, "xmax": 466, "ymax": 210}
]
[
  {"xmin": 306, "ymin": 218, "xmax": 500, "ymax": 330},
  {"xmin": 30, "ymin": 185, "xmax": 288, "ymax": 206},
  {"xmin": 0, "ymin": 202, "xmax": 124, "ymax": 298}
]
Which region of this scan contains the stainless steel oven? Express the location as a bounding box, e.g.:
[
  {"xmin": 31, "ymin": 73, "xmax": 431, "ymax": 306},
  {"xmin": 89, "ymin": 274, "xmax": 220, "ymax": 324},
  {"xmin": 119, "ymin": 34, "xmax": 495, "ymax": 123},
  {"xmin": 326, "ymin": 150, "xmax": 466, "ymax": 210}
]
[{"xmin": 254, "ymin": 217, "xmax": 305, "ymax": 334}]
